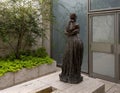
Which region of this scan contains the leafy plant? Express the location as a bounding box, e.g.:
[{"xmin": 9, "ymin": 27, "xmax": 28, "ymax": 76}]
[
  {"xmin": 0, "ymin": 56, "xmax": 53, "ymax": 76},
  {"xmin": 0, "ymin": 0, "xmax": 52, "ymax": 59},
  {"xmin": 5, "ymin": 47, "xmax": 48, "ymax": 60},
  {"xmin": 33, "ymin": 47, "xmax": 48, "ymax": 58}
]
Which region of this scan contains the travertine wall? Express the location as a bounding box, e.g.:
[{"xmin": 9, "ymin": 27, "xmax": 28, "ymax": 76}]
[
  {"xmin": 0, "ymin": 40, "xmax": 10, "ymax": 57},
  {"xmin": 43, "ymin": 23, "xmax": 51, "ymax": 56}
]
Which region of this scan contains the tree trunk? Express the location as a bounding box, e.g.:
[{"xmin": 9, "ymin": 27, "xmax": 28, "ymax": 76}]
[{"xmin": 15, "ymin": 33, "xmax": 23, "ymax": 59}]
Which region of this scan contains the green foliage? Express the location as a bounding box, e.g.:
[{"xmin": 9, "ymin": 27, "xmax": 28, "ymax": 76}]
[
  {"xmin": 0, "ymin": 56, "xmax": 53, "ymax": 76},
  {"xmin": 14, "ymin": 47, "xmax": 48, "ymax": 58},
  {"xmin": 33, "ymin": 47, "xmax": 48, "ymax": 58},
  {"xmin": 0, "ymin": 47, "xmax": 53, "ymax": 77},
  {"xmin": 0, "ymin": 0, "xmax": 52, "ymax": 59},
  {"xmin": 5, "ymin": 47, "xmax": 48, "ymax": 60}
]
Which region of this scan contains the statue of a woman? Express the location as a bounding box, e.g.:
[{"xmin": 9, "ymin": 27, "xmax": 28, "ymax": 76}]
[{"xmin": 59, "ymin": 13, "xmax": 83, "ymax": 84}]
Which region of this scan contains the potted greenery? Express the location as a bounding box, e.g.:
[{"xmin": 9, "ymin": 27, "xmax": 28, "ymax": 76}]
[{"xmin": 0, "ymin": 47, "xmax": 56, "ymax": 89}]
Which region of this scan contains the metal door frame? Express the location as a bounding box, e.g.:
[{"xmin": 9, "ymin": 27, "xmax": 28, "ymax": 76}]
[
  {"xmin": 88, "ymin": 0, "xmax": 120, "ymax": 83},
  {"xmin": 88, "ymin": 11, "xmax": 120, "ymax": 82},
  {"xmin": 88, "ymin": 0, "xmax": 120, "ymax": 12},
  {"xmin": 116, "ymin": 12, "xmax": 120, "ymax": 83}
]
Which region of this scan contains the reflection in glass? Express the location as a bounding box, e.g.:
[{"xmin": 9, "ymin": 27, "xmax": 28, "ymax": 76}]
[
  {"xmin": 90, "ymin": 0, "xmax": 120, "ymax": 10},
  {"xmin": 93, "ymin": 52, "xmax": 115, "ymax": 77},
  {"xmin": 92, "ymin": 15, "xmax": 114, "ymax": 43}
]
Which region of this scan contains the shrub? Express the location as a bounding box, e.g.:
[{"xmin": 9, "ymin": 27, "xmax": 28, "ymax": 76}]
[
  {"xmin": 0, "ymin": 56, "xmax": 53, "ymax": 76},
  {"xmin": 0, "ymin": 47, "xmax": 54, "ymax": 76},
  {"xmin": 0, "ymin": 0, "xmax": 52, "ymax": 59},
  {"xmin": 33, "ymin": 47, "xmax": 48, "ymax": 58}
]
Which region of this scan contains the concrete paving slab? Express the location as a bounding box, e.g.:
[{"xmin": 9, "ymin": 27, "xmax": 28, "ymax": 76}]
[
  {"xmin": 106, "ymin": 84, "xmax": 120, "ymax": 93},
  {"xmin": 0, "ymin": 71, "xmax": 105, "ymax": 93},
  {"xmin": 96, "ymin": 79, "xmax": 116, "ymax": 92}
]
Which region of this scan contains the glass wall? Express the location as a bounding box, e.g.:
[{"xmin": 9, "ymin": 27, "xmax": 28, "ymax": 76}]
[
  {"xmin": 52, "ymin": 0, "xmax": 88, "ymax": 72},
  {"xmin": 92, "ymin": 15, "xmax": 114, "ymax": 43},
  {"xmin": 89, "ymin": 0, "xmax": 120, "ymax": 82},
  {"xmin": 90, "ymin": 0, "xmax": 120, "ymax": 10},
  {"xmin": 91, "ymin": 14, "xmax": 115, "ymax": 78},
  {"xmin": 93, "ymin": 52, "xmax": 115, "ymax": 77}
]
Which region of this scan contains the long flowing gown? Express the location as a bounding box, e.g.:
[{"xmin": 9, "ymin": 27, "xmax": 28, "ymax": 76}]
[{"xmin": 59, "ymin": 22, "xmax": 83, "ymax": 84}]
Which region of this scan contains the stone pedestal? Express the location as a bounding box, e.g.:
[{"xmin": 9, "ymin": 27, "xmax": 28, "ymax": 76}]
[
  {"xmin": 0, "ymin": 72, "xmax": 105, "ymax": 93},
  {"xmin": 28, "ymin": 72, "xmax": 105, "ymax": 93}
]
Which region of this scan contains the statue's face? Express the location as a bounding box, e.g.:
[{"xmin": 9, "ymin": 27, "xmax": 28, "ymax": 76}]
[{"xmin": 70, "ymin": 13, "xmax": 77, "ymax": 21}]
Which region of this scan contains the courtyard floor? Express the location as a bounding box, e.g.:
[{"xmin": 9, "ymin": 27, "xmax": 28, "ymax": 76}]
[{"xmin": 0, "ymin": 70, "xmax": 120, "ymax": 93}]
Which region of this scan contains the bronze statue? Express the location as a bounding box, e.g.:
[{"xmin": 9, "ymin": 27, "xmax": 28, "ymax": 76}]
[{"xmin": 59, "ymin": 13, "xmax": 83, "ymax": 84}]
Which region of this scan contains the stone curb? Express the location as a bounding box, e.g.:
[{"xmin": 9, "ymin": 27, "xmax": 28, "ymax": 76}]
[{"xmin": 0, "ymin": 61, "xmax": 56, "ymax": 90}]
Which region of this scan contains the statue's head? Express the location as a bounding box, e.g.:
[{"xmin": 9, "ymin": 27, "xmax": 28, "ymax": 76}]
[{"xmin": 70, "ymin": 13, "xmax": 77, "ymax": 21}]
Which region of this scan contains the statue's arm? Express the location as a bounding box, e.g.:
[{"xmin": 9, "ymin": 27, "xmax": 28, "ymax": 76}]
[
  {"xmin": 70, "ymin": 28, "xmax": 79, "ymax": 35},
  {"xmin": 64, "ymin": 21, "xmax": 72, "ymax": 35},
  {"xmin": 65, "ymin": 23, "xmax": 80, "ymax": 36},
  {"xmin": 64, "ymin": 30, "xmax": 69, "ymax": 35},
  {"xmin": 69, "ymin": 24, "xmax": 80, "ymax": 35},
  {"xmin": 66, "ymin": 21, "xmax": 71, "ymax": 32},
  {"xmin": 65, "ymin": 29, "xmax": 79, "ymax": 36}
]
